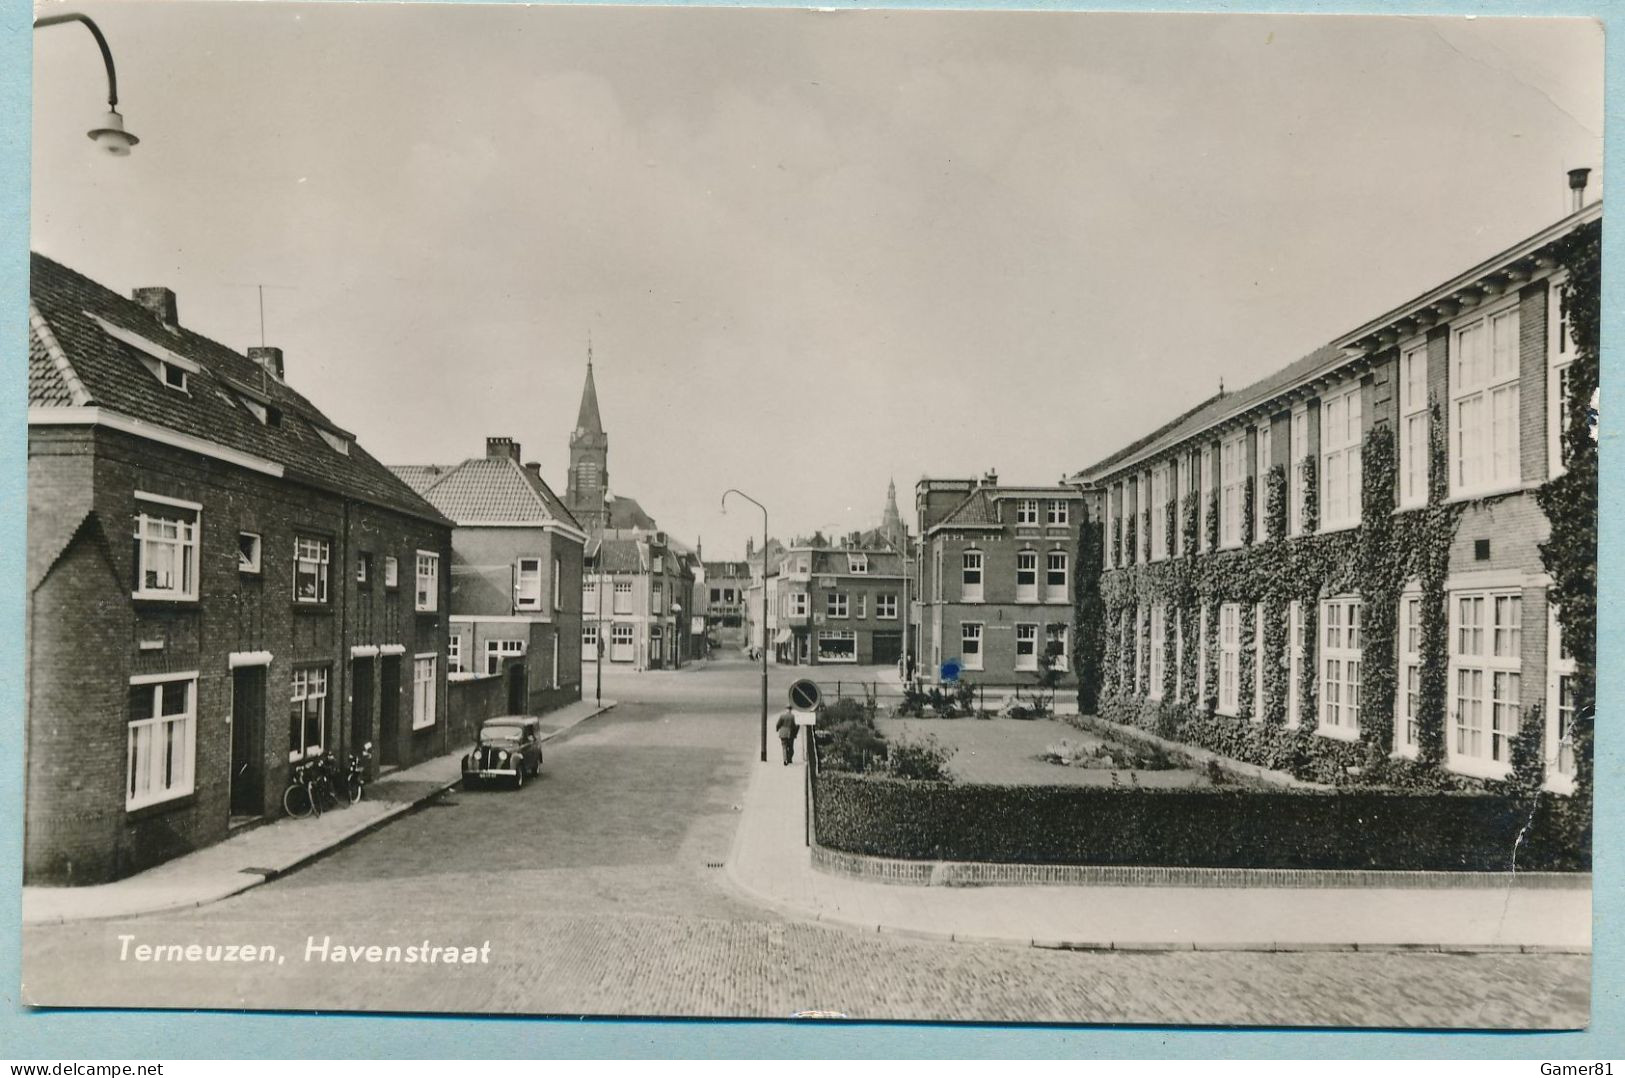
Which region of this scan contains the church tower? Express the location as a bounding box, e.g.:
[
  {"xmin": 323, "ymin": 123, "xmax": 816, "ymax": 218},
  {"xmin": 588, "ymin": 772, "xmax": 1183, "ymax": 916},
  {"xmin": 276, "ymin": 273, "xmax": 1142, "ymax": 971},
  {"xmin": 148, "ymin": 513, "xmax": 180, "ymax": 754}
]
[
  {"xmin": 566, "ymin": 346, "xmax": 609, "ymax": 533},
  {"xmin": 880, "ymin": 477, "xmax": 906, "ymax": 551}
]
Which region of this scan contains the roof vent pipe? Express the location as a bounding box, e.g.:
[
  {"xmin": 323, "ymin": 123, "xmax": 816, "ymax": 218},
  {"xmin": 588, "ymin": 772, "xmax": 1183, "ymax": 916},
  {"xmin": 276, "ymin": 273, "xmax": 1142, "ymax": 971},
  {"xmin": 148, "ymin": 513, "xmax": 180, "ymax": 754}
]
[{"xmin": 1569, "ymin": 168, "xmax": 1591, "ymax": 213}]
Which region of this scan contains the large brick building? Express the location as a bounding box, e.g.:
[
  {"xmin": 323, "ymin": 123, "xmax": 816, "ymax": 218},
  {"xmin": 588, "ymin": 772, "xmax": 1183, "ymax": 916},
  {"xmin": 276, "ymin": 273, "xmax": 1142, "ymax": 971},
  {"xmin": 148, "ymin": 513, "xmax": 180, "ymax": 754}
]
[
  {"xmin": 393, "ymin": 436, "xmax": 585, "ymax": 715},
  {"xmin": 26, "ymin": 253, "xmax": 453, "ymax": 884},
  {"xmin": 772, "ymin": 547, "xmax": 908, "ymax": 667},
  {"xmin": 1071, "ymin": 198, "xmax": 1599, "ymax": 792},
  {"xmin": 583, "ymin": 530, "xmax": 694, "ymax": 670},
  {"xmin": 913, "ymin": 475, "xmax": 1088, "ymax": 687}
]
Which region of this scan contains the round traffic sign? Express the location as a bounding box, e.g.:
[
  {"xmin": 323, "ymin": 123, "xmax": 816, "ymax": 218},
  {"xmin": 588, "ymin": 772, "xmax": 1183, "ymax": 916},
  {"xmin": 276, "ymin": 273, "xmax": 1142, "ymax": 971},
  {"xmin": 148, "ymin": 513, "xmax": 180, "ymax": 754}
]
[
  {"xmin": 788, "ymin": 679, "xmax": 821, "ymax": 711},
  {"xmin": 940, "ymin": 659, "xmax": 962, "ymax": 684}
]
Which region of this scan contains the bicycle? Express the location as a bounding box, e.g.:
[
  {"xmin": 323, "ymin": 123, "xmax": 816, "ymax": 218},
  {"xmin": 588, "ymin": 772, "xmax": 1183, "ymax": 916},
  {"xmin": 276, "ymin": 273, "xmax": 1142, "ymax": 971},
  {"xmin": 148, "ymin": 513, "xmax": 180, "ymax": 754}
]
[{"xmin": 282, "ymin": 757, "xmax": 323, "ymax": 819}]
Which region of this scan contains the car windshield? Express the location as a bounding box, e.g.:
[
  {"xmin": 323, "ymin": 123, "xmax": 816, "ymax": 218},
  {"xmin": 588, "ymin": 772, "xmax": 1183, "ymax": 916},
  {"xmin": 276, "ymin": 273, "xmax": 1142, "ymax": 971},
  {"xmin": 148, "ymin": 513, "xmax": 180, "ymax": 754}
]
[{"xmin": 481, "ymin": 726, "xmax": 524, "ymax": 744}]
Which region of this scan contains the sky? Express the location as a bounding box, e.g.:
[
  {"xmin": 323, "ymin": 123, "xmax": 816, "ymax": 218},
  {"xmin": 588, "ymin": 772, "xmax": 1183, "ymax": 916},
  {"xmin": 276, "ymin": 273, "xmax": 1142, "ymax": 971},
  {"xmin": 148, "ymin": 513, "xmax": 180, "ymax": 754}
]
[{"xmin": 30, "ymin": 4, "xmax": 1603, "ymax": 560}]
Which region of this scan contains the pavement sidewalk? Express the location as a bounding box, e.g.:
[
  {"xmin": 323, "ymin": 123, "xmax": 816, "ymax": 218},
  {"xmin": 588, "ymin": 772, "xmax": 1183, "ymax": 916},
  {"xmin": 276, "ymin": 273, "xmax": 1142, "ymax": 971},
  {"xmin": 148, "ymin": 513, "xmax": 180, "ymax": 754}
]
[
  {"xmin": 23, "ymin": 698, "xmax": 615, "ymax": 926},
  {"xmin": 724, "ymin": 754, "xmax": 1592, "ymax": 953}
]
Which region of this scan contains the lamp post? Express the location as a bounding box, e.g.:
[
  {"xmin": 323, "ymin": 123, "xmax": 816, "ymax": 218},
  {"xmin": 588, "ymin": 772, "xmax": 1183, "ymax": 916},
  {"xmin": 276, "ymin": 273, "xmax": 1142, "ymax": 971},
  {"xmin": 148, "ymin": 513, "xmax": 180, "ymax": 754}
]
[
  {"xmin": 723, "ymin": 489, "xmax": 769, "ymax": 763},
  {"xmin": 35, "ymin": 12, "xmax": 139, "ymax": 155}
]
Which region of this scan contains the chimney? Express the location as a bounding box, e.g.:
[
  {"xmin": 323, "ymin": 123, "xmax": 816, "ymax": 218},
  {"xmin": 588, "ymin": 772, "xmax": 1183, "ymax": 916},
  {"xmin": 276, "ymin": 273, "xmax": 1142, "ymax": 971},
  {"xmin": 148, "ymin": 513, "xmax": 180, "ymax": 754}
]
[
  {"xmin": 132, "ymin": 287, "xmax": 178, "ymax": 327},
  {"xmin": 1568, "ymin": 168, "xmax": 1592, "ymax": 213},
  {"xmin": 983, "ymin": 469, "xmax": 999, "ymax": 487},
  {"xmin": 523, "ymin": 460, "xmax": 543, "ymax": 480},
  {"xmin": 247, "ymin": 346, "xmax": 284, "ymax": 380},
  {"xmin": 485, "ymin": 436, "xmax": 521, "ymax": 462}
]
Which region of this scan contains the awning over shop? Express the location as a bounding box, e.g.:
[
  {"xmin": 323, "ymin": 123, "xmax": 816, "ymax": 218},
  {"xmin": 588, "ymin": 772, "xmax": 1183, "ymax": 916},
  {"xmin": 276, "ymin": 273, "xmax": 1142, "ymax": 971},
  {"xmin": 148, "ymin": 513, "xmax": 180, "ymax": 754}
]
[{"xmin": 774, "ymin": 628, "xmax": 793, "ymax": 644}]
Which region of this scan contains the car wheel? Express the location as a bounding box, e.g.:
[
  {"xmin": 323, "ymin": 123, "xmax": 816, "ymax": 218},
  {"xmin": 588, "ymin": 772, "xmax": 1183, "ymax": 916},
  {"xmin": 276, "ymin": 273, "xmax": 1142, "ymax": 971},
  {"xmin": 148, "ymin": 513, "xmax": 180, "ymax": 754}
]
[{"xmin": 514, "ymin": 765, "xmax": 525, "ymax": 790}]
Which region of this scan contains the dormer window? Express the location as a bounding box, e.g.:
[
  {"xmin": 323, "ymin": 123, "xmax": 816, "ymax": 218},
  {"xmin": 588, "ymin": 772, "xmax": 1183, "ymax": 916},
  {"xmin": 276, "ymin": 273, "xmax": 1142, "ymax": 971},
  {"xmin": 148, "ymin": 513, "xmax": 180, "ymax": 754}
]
[
  {"xmin": 237, "ymin": 394, "xmax": 283, "ymax": 428},
  {"xmin": 848, "ymin": 553, "xmax": 869, "ymax": 574},
  {"xmin": 87, "ymin": 312, "xmax": 198, "ymax": 395},
  {"xmin": 314, "ymin": 426, "xmax": 350, "ymax": 455}
]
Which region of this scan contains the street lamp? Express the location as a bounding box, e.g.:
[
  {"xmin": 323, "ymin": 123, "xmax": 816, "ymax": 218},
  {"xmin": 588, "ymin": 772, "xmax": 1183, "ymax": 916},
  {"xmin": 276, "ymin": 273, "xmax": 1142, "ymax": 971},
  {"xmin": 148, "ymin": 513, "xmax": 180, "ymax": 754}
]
[
  {"xmin": 722, "ymin": 489, "xmax": 769, "ymax": 763},
  {"xmin": 594, "ymin": 489, "xmax": 612, "ymax": 706},
  {"xmin": 35, "ymin": 13, "xmax": 139, "ymax": 156}
]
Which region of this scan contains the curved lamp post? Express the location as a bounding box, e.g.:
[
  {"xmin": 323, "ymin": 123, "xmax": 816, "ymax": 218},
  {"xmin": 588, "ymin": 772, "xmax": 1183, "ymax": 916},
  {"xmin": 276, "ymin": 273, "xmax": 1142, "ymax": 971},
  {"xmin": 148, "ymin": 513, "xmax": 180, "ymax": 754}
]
[
  {"xmin": 35, "ymin": 12, "xmax": 139, "ymax": 155},
  {"xmin": 722, "ymin": 489, "xmax": 768, "ymax": 763}
]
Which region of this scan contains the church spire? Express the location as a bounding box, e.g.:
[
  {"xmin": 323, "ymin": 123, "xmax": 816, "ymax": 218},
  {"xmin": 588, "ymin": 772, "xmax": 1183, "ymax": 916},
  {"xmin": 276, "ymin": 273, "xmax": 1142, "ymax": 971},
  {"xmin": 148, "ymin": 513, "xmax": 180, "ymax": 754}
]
[{"xmin": 575, "ymin": 339, "xmax": 604, "ymax": 436}]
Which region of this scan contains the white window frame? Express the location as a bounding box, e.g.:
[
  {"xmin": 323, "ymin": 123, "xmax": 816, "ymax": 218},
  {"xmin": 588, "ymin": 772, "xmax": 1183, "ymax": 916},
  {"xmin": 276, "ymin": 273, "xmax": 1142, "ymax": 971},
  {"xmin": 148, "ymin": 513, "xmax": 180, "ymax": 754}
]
[
  {"xmin": 613, "ymin": 580, "xmax": 634, "ymax": 615},
  {"xmin": 415, "ymin": 550, "xmax": 439, "ymax": 612},
  {"xmin": 1319, "ymin": 595, "xmax": 1362, "ymax": 739},
  {"xmin": 126, "ymin": 672, "xmax": 197, "ymax": 810},
  {"xmin": 1448, "ymin": 589, "xmax": 1522, "ymax": 778},
  {"xmin": 848, "ymin": 553, "xmax": 869, "ymax": 574},
  {"xmin": 1289, "ymin": 406, "xmax": 1308, "ymax": 537},
  {"xmin": 412, "ymin": 654, "xmax": 438, "ymax": 730},
  {"xmin": 1450, "ymin": 299, "xmax": 1522, "ymax": 498},
  {"xmin": 1173, "ymin": 608, "xmax": 1185, "ymax": 701},
  {"xmin": 383, "ymin": 555, "xmax": 399, "ymax": 589},
  {"xmin": 1548, "ymin": 274, "xmax": 1575, "ymax": 481},
  {"xmin": 553, "ymin": 556, "xmax": 562, "ymax": 611},
  {"xmin": 961, "ymin": 549, "xmax": 984, "ymax": 603},
  {"xmin": 856, "ymin": 594, "xmax": 867, "ymax": 619},
  {"xmin": 447, "ymin": 634, "xmax": 464, "ymax": 674},
  {"xmin": 293, "ymin": 535, "xmax": 330, "ymax": 605},
  {"xmin": 1046, "ymin": 623, "xmax": 1069, "ymax": 669},
  {"xmin": 485, "ymin": 638, "xmax": 525, "ymax": 676},
  {"xmin": 1197, "ymin": 604, "xmax": 1209, "ymax": 703},
  {"xmin": 513, "ymin": 557, "xmax": 543, "ymax": 611},
  {"xmin": 827, "ymin": 591, "xmax": 849, "ymax": 619},
  {"xmin": 1136, "ymin": 473, "xmax": 1150, "ymax": 563},
  {"xmin": 1016, "ymin": 499, "xmax": 1040, "ymax": 525},
  {"xmin": 1105, "ymin": 485, "xmax": 1118, "ymax": 568},
  {"xmin": 1015, "ymin": 623, "xmax": 1039, "ymax": 671},
  {"xmin": 1320, "ymin": 381, "xmax": 1363, "ymax": 532},
  {"xmin": 289, "ymin": 666, "xmax": 329, "ymax": 762},
  {"xmin": 876, "ymin": 593, "xmax": 898, "ymax": 620},
  {"xmin": 961, "ymin": 622, "xmax": 984, "ymax": 671},
  {"xmin": 1545, "ymin": 604, "xmax": 1577, "ymax": 794},
  {"xmin": 1393, "ymin": 590, "xmax": 1423, "ymax": 758},
  {"xmin": 1217, "ymin": 603, "xmax": 1240, "ymax": 715},
  {"xmin": 1220, "ymin": 433, "xmax": 1245, "ymax": 548},
  {"xmin": 133, "ymin": 495, "xmax": 201, "ymax": 601},
  {"xmin": 582, "ymin": 624, "xmax": 599, "ymax": 652},
  {"xmin": 1148, "ymin": 604, "xmax": 1166, "ymax": 700},
  {"xmin": 1046, "ymin": 500, "xmax": 1069, "ymax": 526},
  {"xmin": 1016, "ymin": 550, "xmax": 1039, "ymax": 602},
  {"xmin": 1046, "ymin": 551, "xmax": 1068, "ymax": 602},
  {"xmin": 1399, "ymin": 343, "xmax": 1429, "ymax": 509},
  {"xmin": 817, "ymin": 629, "xmax": 858, "ymax": 664},
  {"xmin": 789, "ymin": 591, "xmax": 808, "ymax": 618},
  {"xmin": 238, "ymin": 531, "xmax": 262, "ymax": 575}
]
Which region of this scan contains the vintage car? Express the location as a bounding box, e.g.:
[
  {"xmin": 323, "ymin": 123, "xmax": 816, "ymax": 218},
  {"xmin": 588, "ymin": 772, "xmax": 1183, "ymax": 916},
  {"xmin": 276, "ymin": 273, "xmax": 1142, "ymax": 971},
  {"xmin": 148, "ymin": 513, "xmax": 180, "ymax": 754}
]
[{"xmin": 461, "ymin": 717, "xmax": 544, "ymax": 789}]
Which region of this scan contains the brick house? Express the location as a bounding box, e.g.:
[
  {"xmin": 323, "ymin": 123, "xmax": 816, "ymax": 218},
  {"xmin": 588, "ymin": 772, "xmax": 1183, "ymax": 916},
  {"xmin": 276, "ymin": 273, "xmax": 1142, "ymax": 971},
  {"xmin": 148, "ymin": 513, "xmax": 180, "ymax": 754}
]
[
  {"xmin": 392, "ymin": 437, "xmax": 585, "ymax": 718},
  {"xmin": 1071, "ymin": 198, "xmax": 1599, "ymax": 792},
  {"xmin": 913, "ymin": 474, "xmax": 1088, "ymax": 688},
  {"xmin": 772, "ymin": 547, "xmax": 908, "ymax": 667},
  {"xmin": 583, "ymin": 530, "xmax": 693, "ymax": 670},
  {"xmin": 25, "ymin": 253, "xmax": 453, "ymax": 884}
]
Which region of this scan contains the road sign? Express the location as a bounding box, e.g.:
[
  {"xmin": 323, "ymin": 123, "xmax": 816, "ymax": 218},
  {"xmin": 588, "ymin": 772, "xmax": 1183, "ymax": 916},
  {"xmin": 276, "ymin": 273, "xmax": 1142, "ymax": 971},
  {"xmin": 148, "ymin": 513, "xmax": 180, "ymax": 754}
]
[
  {"xmin": 792, "ymin": 708, "xmax": 818, "ymax": 726},
  {"xmin": 940, "ymin": 659, "xmax": 962, "ymax": 684},
  {"xmin": 788, "ymin": 679, "xmax": 821, "ymax": 710}
]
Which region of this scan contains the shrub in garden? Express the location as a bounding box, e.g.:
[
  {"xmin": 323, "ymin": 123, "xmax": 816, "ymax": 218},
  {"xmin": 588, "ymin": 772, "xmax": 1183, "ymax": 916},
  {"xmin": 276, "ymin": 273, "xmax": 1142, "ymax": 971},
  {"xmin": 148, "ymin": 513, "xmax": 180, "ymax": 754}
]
[{"xmin": 886, "ymin": 732, "xmax": 956, "ymax": 782}]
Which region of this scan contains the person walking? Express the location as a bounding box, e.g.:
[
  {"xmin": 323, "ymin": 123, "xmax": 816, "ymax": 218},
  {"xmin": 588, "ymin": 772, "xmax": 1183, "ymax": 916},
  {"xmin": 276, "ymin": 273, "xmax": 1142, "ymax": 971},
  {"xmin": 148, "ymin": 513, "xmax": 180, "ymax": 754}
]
[{"xmin": 775, "ymin": 708, "xmax": 798, "ymax": 765}]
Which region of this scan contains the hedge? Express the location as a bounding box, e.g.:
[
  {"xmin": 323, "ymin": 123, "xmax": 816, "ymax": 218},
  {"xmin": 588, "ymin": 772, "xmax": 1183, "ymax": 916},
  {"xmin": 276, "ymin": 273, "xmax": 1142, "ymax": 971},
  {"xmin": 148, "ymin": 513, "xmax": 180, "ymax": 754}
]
[{"xmin": 814, "ymin": 773, "xmax": 1589, "ymax": 872}]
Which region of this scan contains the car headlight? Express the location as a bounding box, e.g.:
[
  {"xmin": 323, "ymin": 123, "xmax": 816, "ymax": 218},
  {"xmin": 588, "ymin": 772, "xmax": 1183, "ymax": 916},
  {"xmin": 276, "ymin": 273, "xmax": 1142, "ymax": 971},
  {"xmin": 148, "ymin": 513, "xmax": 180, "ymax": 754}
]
[{"xmin": 498, "ymin": 750, "xmax": 509, "ymax": 763}]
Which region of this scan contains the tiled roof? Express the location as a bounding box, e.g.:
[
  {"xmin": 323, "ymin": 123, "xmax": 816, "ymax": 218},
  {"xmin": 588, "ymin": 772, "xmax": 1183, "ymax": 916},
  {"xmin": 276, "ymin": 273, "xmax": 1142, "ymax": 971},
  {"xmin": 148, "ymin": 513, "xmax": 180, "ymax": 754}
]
[
  {"xmin": 392, "ymin": 465, "xmax": 449, "ymax": 495},
  {"xmin": 606, "ymin": 495, "xmax": 657, "ymax": 531},
  {"xmin": 936, "ymin": 487, "xmax": 1003, "ymax": 529},
  {"xmin": 807, "ymin": 549, "xmax": 906, "ymax": 576},
  {"xmin": 586, "ymin": 536, "xmax": 647, "ymax": 573},
  {"xmin": 401, "ymin": 456, "xmax": 580, "ymax": 531},
  {"xmin": 1073, "ymin": 344, "xmax": 1345, "ymax": 483},
  {"xmin": 28, "ymin": 336, "xmax": 74, "ymax": 406},
  {"xmin": 29, "ymin": 252, "xmax": 450, "ymax": 526}
]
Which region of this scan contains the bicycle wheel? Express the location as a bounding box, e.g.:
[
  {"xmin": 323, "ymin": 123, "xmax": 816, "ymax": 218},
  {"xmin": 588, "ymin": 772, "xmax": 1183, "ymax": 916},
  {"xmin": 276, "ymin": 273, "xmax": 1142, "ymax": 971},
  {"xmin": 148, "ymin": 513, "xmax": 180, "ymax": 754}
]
[
  {"xmin": 308, "ymin": 779, "xmax": 324, "ymax": 817},
  {"xmin": 282, "ymin": 780, "xmax": 313, "ymax": 819},
  {"xmin": 346, "ymin": 775, "xmax": 364, "ymax": 805}
]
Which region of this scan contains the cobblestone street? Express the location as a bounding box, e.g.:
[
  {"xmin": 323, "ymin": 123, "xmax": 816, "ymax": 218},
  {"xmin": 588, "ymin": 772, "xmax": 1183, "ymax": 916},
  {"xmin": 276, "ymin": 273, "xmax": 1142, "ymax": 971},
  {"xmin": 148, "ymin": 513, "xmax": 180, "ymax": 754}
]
[{"xmin": 21, "ymin": 657, "xmax": 1590, "ymax": 1027}]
